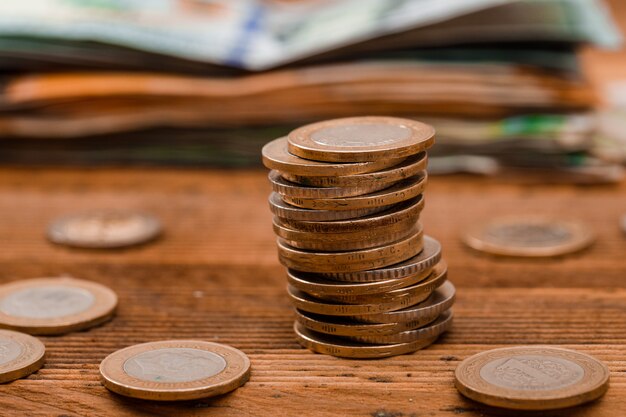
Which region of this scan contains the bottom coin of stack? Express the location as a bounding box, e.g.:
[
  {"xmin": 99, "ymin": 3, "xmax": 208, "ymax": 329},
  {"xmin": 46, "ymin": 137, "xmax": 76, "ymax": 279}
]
[{"xmin": 287, "ymin": 236, "xmax": 455, "ymax": 358}]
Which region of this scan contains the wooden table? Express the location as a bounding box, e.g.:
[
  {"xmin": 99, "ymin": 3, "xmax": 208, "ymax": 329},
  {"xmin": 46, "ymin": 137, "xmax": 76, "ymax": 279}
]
[{"xmin": 0, "ymin": 168, "xmax": 624, "ymax": 416}]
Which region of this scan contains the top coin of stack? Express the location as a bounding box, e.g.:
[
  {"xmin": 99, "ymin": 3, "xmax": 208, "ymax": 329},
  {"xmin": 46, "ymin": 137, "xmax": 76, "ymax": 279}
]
[{"xmin": 263, "ymin": 116, "xmax": 455, "ymax": 359}]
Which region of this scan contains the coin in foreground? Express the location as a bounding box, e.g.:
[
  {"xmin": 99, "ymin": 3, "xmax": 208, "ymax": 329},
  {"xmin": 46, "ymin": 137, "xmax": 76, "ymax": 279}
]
[
  {"xmin": 455, "ymin": 346, "xmax": 610, "ymax": 410},
  {"xmin": 0, "ymin": 277, "xmax": 118, "ymax": 335},
  {"xmin": 462, "ymin": 217, "xmax": 594, "ymax": 257},
  {"xmin": 100, "ymin": 340, "xmax": 251, "ymax": 401},
  {"xmin": 0, "ymin": 329, "xmax": 45, "ymax": 383},
  {"xmin": 48, "ymin": 210, "xmax": 161, "ymax": 249}
]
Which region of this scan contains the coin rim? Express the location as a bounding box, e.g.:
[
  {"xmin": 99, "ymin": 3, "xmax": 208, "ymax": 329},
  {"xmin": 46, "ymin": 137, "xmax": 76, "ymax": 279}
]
[
  {"xmin": 0, "ymin": 277, "xmax": 118, "ymax": 335},
  {"xmin": 99, "ymin": 340, "xmax": 251, "ymax": 401},
  {"xmin": 454, "ymin": 346, "xmax": 610, "ymax": 410},
  {"xmin": 0, "ymin": 329, "xmax": 46, "ymax": 383}
]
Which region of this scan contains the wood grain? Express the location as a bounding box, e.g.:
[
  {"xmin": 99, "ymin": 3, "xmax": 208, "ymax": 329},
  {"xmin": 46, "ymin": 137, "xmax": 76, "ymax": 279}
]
[{"xmin": 0, "ymin": 166, "xmax": 625, "ymax": 416}]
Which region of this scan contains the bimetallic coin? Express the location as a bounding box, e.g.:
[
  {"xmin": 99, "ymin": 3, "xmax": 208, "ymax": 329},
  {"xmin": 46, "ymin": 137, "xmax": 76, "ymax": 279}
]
[
  {"xmin": 48, "ymin": 211, "xmax": 161, "ymax": 249},
  {"xmin": 262, "ymin": 137, "xmax": 405, "ymax": 176},
  {"xmin": 268, "ymin": 170, "xmax": 390, "ymax": 199},
  {"xmin": 287, "ymin": 267, "xmax": 432, "ymax": 297},
  {"xmin": 287, "ymin": 116, "xmax": 435, "ymax": 162},
  {"xmin": 295, "ymin": 309, "xmax": 438, "ymax": 338},
  {"xmin": 0, "ymin": 277, "xmax": 118, "ymax": 335},
  {"xmin": 462, "ymin": 216, "xmax": 595, "ymax": 257},
  {"xmin": 269, "ymin": 192, "xmax": 389, "ymax": 221},
  {"xmin": 326, "ymin": 261, "xmax": 446, "ymax": 305},
  {"xmin": 348, "ymin": 309, "xmax": 453, "ymax": 345},
  {"xmin": 455, "ymin": 346, "xmax": 610, "ymax": 410},
  {"xmin": 276, "ymin": 196, "xmax": 424, "ymax": 234},
  {"xmin": 352, "ymin": 280, "xmax": 456, "ymax": 324},
  {"xmin": 282, "ymin": 173, "xmax": 427, "ymax": 211},
  {"xmin": 0, "ymin": 329, "xmax": 45, "ymax": 383},
  {"xmin": 323, "ymin": 235, "xmax": 442, "ymax": 282},
  {"xmin": 282, "ymin": 152, "xmax": 427, "ymax": 187},
  {"xmin": 277, "ymin": 227, "xmax": 423, "ymax": 273},
  {"xmin": 100, "ymin": 340, "xmax": 250, "ymax": 401},
  {"xmin": 294, "ymin": 322, "xmax": 437, "ymax": 359}
]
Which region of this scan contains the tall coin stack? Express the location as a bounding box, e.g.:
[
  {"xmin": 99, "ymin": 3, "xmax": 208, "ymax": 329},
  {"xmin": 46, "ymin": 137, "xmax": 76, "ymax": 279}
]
[{"xmin": 263, "ymin": 116, "xmax": 455, "ymax": 359}]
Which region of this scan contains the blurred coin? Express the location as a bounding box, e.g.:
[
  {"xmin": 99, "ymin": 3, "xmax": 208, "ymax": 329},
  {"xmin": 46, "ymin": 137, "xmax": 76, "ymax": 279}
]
[
  {"xmin": 262, "ymin": 137, "xmax": 405, "ymax": 176},
  {"xmin": 277, "ymin": 227, "xmax": 423, "ymax": 273},
  {"xmin": 269, "ymin": 170, "xmax": 390, "ymax": 199},
  {"xmin": 621, "ymin": 213, "xmax": 626, "ymax": 234},
  {"xmin": 283, "ymin": 152, "xmax": 427, "ymax": 187},
  {"xmin": 352, "ymin": 280, "xmax": 455, "ymax": 324},
  {"xmin": 326, "ymin": 261, "xmax": 446, "ymax": 305},
  {"xmin": 0, "ymin": 277, "xmax": 117, "ymax": 335},
  {"xmin": 100, "ymin": 340, "xmax": 250, "ymax": 401},
  {"xmin": 48, "ymin": 210, "xmax": 161, "ymax": 249},
  {"xmin": 455, "ymin": 346, "xmax": 610, "ymax": 410},
  {"xmin": 269, "ymin": 192, "xmax": 389, "ymax": 221},
  {"xmin": 462, "ymin": 216, "xmax": 594, "ymax": 257},
  {"xmin": 282, "ymin": 173, "xmax": 426, "ymax": 210},
  {"xmin": 276, "ymin": 195, "xmax": 424, "ymax": 234},
  {"xmin": 293, "ymin": 322, "xmax": 437, "ymax": 359},
  {"xmin": 323, "ymin": 235, "xmax": 441, "ymax": 282},
  {"xmin": 288, "ymin": 116, "xmax": 435, "ymax": 162},
  {"xmin": 0, "ymin": 329, "xmax": 45, "ymax": 383},
  {"xmin": 287, "ymin": 267, "xmax": 432, "ymax": 297},
  {"xmin": 348, "ymin": 309, "xmax": 453, "ymax": 344}
]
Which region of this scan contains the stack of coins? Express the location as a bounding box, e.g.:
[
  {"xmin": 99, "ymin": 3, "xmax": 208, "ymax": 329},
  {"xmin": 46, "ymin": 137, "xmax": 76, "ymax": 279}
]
[{"xmin": 263, "ymin": 116, "xmax": 455, "ymax": 358}]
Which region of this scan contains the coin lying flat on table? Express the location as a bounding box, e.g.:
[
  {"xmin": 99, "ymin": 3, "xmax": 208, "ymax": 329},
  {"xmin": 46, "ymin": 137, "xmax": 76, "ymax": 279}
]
[
  {"xmin": 0, "ymin": 277, "xmax": 118, "ymax": 335},
  {"xmin": 281, "ymin": 172, "xmax": 427, "ymax": 210},
  {"xmin": 262, "ymin": 137, "xmax": 405, "ymax": 176},
  {"xmin": 48, "ymin": 210, "xmax": 161, "ymax": 249},
  {"xmin": 282, "ymin": 152, "xmax": 427, "ymax": 187},
  {"xmin": 294, "ymin": 322, "xmax": 437, "ymax": 359},
  {"xmin": 0, "ymin": 329, "xmax": 45, "ymax": 383},
  {"xmin": 462, "ymin": 216, "xmax": 595, "ymax": 257},
  {"xmin": 287, "ymin": 116, "xmax": 435, "ymax": 162},
  {"xmin": 323, "ymin": 235, "xmax": 441, "ymax": 282},
  {"xmin": 455, "ymin": 346, "xmax": 610, "ymax": 410},
  {"xmin": 269, "ymin": 192, "xmax": 389, "ymax": 222},
  {"xmin": 100, "ymin": 340, "xmax": 250, "ymax": 401}
]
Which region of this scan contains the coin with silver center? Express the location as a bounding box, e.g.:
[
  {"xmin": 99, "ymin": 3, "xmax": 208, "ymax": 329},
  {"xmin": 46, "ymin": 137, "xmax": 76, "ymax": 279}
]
[
  {"xmin": 100, "ymin": 340, "xmax": 251, "ymax": 401},
  {"xmin": 0, "ymin": 329, "xmax": 45, "ymax": 383},
  {"xmin": 462, "ymin": 216, "xmax": 594, "ymax": 257},
  {"xmin": 0, "ymin": 277, "xmax": 118, "ymax": 335},
  {"xmin": 48, "ymin": 210, "xmax": 161, "ymax": 249},
  {"xmin": 455, "ymin": 346, "xmax": 610, "ymax": 410}
]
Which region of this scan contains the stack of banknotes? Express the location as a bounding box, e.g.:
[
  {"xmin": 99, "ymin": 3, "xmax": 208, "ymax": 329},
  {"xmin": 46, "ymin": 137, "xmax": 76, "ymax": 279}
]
[{"xmin": 0, "ymin": 0, "xmax": 623, "ymax": 181}]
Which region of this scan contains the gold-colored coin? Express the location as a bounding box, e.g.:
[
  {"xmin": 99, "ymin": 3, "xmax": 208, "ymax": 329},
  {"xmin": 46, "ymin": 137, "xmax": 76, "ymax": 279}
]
[
  {"xmin": 275, "ymin": 217, "xmax": 418, "ymax": 252},
  {"xmin": 0, "ymin": 277, "xmax": 118, "ymax": 335},
  {"xmin": 0, "ymin": 329, "xmax": 45, "ymax": 383},
  {"xmin": 282, "ymin": 172, "xmax": 427, "ymax": 210},
  {"xmin": 277, "ymin": 227, "xmax": 423, "ymax": 273},
  {"xmin": 455, "ymin": 346, "xmax": 610, "ymax": 411},
  {"xmin": 348, "ymin": 309, "xmax": 453, "ymax": 344},
  {"xmin": 282, "ymin": 152, "xmax": 427, "ymax": 187},
  {"xmin": 323, "ymin": 235, "xmax": 441, "ymax": 282},
  {"xmin": 268, "ymin": 170, "xmax": 390, "ymax": 199},
  {"xmin": 352, "ymin": 280, "xmax": 455, "ymax": 324},
  {"xmin": 287, "ymin": 116, "xmax": 435, "ymax": 163},
  {"xmin": 276, "ymin": 195, "xmax": 424, "ymax": 234},
  {"xmin": 262, "ymin": 137, "xmax": 405, "ymax": 176},
  {"xmin": 287, "ymin": 266, "xmax": 432, "ymax": 297},
  {"xmin": 295, "ymin": 308, "xmax": 438, "ymax": 338},
  {"xmin": 100, "ymin": 340, "xmax": 251, "ymax": 401},
  {"xmin": 326, "ymin": 261, "xmax": 446, "ymax": 305},
  {"xmin": 287, "ymin": 277, "xmax": 435, "ymax": 317},
  {"xmin": 293, "ymin": 322, "xmax": 437, "ymax": 359},
  {"xmin": 462, "ymin": 216, "xmax": 595, "ymax": 257},
  {"xmin": 47, "ymin": 210, "xmax": 161, "ymax": 249},
  {"xmin": 269, "ymin": 192, "xmax": 390, "ymax": 221}
]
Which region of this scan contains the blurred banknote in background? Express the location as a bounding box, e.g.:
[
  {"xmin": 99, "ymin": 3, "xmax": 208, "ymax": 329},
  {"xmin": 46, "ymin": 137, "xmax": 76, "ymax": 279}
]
[{"xmin": 0, "ymin": 0, "xmax": 623, "ymax": 182}]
